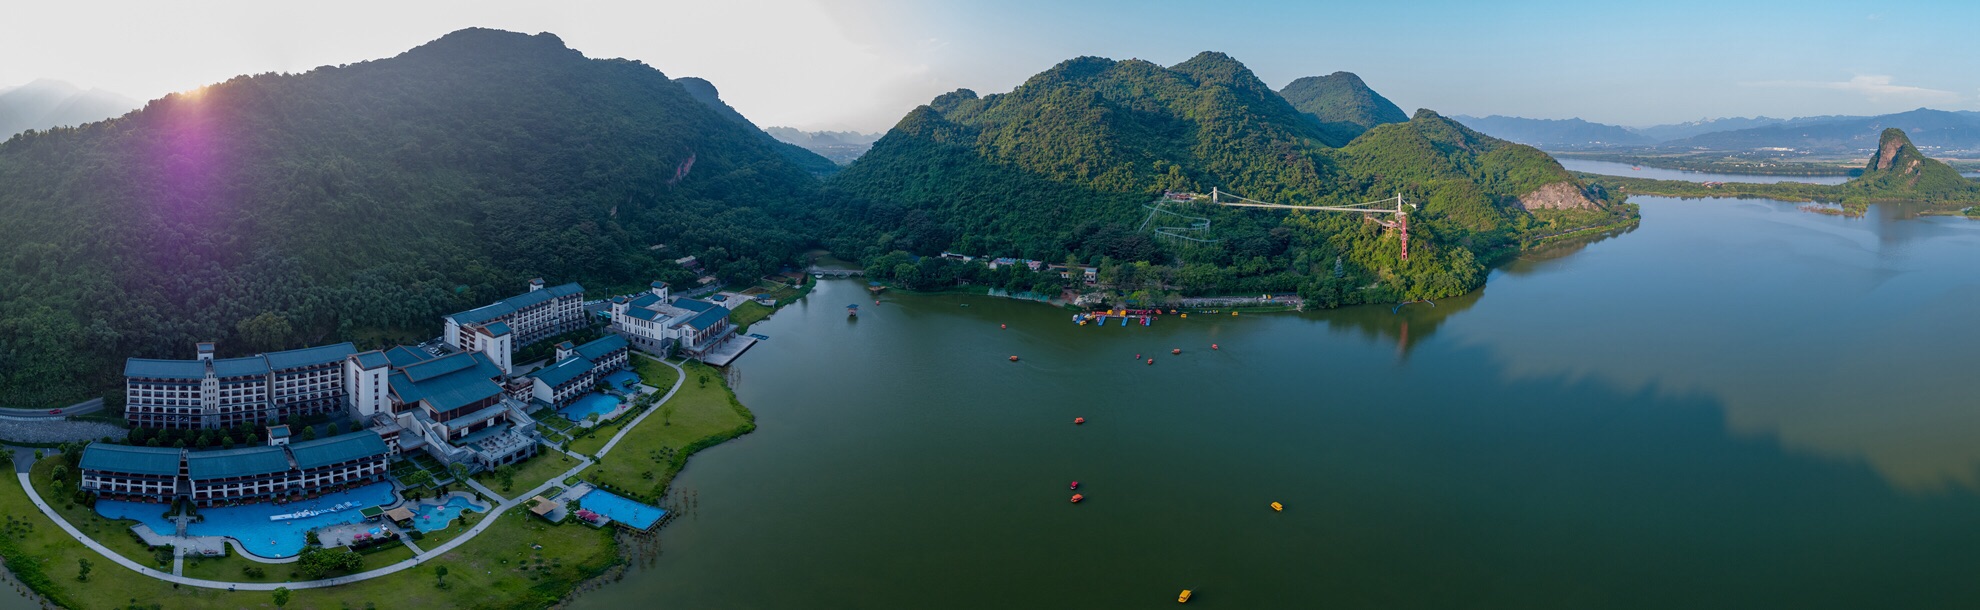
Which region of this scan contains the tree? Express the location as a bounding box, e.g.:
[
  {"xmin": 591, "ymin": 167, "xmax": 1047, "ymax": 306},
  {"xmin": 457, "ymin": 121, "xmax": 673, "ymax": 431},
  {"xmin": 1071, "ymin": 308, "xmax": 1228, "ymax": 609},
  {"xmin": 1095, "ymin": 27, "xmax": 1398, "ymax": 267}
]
[
  {"xmin": 435, "ymin": 565, "xmax": 450, "ymax": 589},
  {"xmin": 76, "ymin": 558, "xmax": 92, "ymax": 582},
  {"xmin": 272, "ymin": 587, "xmax": 291, "ymax": 608},
  {"xmin": 301, "ymin": 426, "xmax": 318, "ymax": 441},
  {"xmin": 236, "ymin": 312, "xmax": 295, "ymax": 352},
  {"xmin": 328, "ymin": 422, "xmax": 342, "ymax": 436}
]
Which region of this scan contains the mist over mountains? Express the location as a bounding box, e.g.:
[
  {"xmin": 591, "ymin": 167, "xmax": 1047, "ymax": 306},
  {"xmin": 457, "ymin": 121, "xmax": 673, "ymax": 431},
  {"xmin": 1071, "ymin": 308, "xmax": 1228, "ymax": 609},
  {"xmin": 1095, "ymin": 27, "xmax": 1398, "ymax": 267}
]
[
  {"xmin": 1455, "ymin": 109, "xmax": 1980, "ymax": 155},
  {"xmin": 0, "ymin": 79, "xmax": 139, "ymax": 138}
]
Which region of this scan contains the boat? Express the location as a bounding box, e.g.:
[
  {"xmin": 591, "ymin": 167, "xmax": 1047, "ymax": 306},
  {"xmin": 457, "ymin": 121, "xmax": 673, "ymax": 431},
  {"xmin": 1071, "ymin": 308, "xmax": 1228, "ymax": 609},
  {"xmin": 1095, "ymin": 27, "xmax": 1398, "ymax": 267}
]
[
  {"xmin": 1070, "ymin": 481, "xmax": 1080, "ymax": 490},
  {"xmin": 846, "ymin": 304, "xmax": 859, "ymax": 317},
  {"xmin": 1070, "ymin": 494, "xmax": 1084, "ymax": 503},
  {"xmin": 1179, "ymin": 589, "xmax": 1192, "ymax": 603},
  {"xmin": 1074, "ymin": 417, "xmax": 1085, "ymax": 425},
  {"xmin": 1271, "ymin": 502, "xmax": 1283, "ymax": 512},
  {"xmin": 1172, "ymin": 349, "xmax": 1180, "ymax": 355}
]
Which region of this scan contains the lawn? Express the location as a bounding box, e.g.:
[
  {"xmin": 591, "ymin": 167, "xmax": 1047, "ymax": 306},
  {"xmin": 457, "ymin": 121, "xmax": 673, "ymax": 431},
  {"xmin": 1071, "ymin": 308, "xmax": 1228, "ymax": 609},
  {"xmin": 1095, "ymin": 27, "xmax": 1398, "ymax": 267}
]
[
  {"xmin": 726, "ymin": 277, "xmax": 812, "ymax": 333},
  {"xmin": 0, "ymin": 461, "xmax": 620, "ymax": 609},
  {"xmin": 29, "ymin": 457, "xmax": 163, "ymax": 567},
  {"xmin": 412, "ymin": 508, "xmax": 487, "ymax": 549},
  {"xmin": 582, "ymin": 360, "xmax": 754, "ymax": 502},
  {"xmin": 474, "ymin": 452, "xmax": 581, "ymax": 499}
]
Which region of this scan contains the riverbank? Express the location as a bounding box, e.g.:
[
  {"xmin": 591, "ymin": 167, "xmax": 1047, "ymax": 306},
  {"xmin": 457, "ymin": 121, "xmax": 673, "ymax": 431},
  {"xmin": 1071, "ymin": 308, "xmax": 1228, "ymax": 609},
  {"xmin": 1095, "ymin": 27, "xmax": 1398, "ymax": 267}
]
[{"xmin": 1552, "ymin": 151, "xmax": 1865, "ymax": 176}]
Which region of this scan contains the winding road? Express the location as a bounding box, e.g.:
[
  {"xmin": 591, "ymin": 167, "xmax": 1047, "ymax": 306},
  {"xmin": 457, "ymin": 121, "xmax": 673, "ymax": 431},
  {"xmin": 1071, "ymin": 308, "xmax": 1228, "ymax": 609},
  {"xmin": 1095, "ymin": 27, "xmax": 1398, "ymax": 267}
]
[{"xmin": 17, "ymin": 357, "xmax": 687, "ymax": 591}]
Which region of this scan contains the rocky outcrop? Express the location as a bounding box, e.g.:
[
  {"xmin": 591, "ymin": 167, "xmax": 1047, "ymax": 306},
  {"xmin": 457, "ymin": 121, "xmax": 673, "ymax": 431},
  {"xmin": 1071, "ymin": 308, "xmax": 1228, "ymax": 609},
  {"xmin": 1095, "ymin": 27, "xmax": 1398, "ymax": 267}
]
[{"xmin": 1517, "ymin": 181, "xmax": 1600, "ymax": 210}]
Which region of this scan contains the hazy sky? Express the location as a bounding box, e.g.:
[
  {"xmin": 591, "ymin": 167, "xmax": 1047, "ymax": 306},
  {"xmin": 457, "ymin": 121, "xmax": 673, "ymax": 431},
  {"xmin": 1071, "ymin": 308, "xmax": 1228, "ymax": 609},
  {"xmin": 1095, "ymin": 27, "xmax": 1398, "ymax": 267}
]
[{"xmin": 7, "ymin": 0, "xmax": 1979, "ymax": 132}]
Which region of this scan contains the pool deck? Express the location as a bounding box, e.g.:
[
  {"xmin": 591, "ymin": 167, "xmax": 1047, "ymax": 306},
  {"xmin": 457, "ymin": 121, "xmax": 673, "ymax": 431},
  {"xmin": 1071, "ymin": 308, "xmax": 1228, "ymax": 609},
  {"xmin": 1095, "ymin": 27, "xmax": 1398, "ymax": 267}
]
[{"xmin": 14, "ymin": 358, "xmax": 696, "ymax": 591}]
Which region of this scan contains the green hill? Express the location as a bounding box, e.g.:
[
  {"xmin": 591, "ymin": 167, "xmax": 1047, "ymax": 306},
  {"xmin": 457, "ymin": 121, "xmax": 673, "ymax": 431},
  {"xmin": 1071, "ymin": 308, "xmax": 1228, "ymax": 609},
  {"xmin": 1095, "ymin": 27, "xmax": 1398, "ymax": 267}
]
[
  {"xmin": 826, "ymin": 52, "xmax": 1627, "ymax": 308},
  {"xmin": 0, "ymin": 28, "xmax": 825, "ymax": 407},
  {"xmin": 1841, "ymin": 128, "xmax": 1980, "ymax": 204},
  {"xmin": 674, "ymin": 76, "xmax": 840, "ymax": 176},
  {"xmin": 1279, "ymin": 71, "xmax": 1409, "ymax": 144}
]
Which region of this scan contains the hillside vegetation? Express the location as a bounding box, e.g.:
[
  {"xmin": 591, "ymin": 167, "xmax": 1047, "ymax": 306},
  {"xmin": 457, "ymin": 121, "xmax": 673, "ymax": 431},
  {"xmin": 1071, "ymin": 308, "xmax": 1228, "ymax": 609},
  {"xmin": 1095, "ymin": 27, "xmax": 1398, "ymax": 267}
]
[
  {"xmin": 825, "ymin": 52, "xmax": 1629, "ymax": 307},
  {"xmin": 1581, "ymin": 128, "xmax": 1980, "ymax": 214},
  {"xmin": 0, "ymin": 28, "xmax": 826, "ymax": 407}
]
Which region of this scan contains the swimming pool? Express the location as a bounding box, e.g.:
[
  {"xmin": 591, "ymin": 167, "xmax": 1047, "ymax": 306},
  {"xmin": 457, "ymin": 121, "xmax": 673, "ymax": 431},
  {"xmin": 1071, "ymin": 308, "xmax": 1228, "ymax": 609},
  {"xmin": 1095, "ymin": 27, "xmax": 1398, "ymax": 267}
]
[
  {"xmin": 558, "ymin": 393, "xmax": 622, "ymax": 422},
  {"xmin": 94, "ymin": 482, "xmax": 397, "ymax": 558},
  {"xmin": 577, "ymin": 489, "xmax": 666, "ymax": 530},
  {"xmin": 411, "ymin": 495, "xmax": 487, "ymax": 533},
  {"xmin": 604, "ymin": 370, "xmax": 641, "ymax": 390}
]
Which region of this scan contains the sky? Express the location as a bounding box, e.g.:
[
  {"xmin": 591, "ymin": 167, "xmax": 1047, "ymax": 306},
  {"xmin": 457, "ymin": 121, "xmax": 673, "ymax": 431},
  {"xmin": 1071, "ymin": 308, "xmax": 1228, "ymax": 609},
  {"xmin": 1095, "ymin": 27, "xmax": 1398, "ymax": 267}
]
[{"xmin": 5, "ymin": 0, "xmax": 1980, "ymax": 132}]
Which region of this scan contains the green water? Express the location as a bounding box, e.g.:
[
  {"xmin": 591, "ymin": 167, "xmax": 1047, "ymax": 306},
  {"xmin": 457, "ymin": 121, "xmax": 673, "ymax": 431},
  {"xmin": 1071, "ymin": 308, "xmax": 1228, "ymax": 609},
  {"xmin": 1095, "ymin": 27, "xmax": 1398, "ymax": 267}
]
[{"xmin": 579, "ymin": 198, "xmax": 1973, "ymax": 607}]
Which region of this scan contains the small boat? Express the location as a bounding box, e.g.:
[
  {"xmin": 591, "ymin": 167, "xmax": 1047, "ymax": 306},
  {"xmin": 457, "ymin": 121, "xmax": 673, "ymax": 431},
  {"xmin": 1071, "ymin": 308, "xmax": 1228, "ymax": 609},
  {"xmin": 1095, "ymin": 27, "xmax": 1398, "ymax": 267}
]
[
  {"xmin": 1074, "ymin": 417, "xmax": 1085, "ymax": 425},
  {"xmin": 1179, "ymin": 589, "xmax": 1192, "ymax": 603},
  {"xmin": 1146, "ymin": 358, "xmax": 1154, "ymax": 365},
  {"xmin": 1171, "ymin": 349, "xmax": 1181, "ymax": 355},
  {"xmin": 1000, "ymin": 324, "xmax": 1006, "ymax": 329},
  {"xmin": 1009, "ymin": 355, "xmax": 1019, "ymax": 362},
  {"xmin": 1271, "ymin": 502, "xmax": 1283, "ymax": 512},
  {"xmin": 1211, "ymin": 344, "xmax": 1218, "ymax": 350},
  {"xmin": 1070, "ymin": 481, "xmax": 1080, "ymax": 490},
  {"xmin": 1070, "ymin": 494, "xmax": 1084, "ymax": 503}
]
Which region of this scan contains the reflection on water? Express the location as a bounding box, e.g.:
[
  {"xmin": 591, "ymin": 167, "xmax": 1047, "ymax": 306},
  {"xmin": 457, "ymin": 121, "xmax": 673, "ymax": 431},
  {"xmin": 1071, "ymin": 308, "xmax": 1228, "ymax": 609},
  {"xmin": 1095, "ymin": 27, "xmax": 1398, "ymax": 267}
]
[{"xmin": 1451, "ymin": 196, "xmax": 1980, "ymax": 490}]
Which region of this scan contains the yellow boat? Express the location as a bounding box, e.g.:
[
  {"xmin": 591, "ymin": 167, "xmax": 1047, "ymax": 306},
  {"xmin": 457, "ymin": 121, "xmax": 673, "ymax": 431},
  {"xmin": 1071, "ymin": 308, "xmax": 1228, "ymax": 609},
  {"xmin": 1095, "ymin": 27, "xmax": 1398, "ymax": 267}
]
[
  {"xmin": 1178, "ymin": 589, "xmax": 1192, "ymax": 603},
  {"xmin": 1271, "ymin": 502, "xmax": 1283, "ymax": 512}
]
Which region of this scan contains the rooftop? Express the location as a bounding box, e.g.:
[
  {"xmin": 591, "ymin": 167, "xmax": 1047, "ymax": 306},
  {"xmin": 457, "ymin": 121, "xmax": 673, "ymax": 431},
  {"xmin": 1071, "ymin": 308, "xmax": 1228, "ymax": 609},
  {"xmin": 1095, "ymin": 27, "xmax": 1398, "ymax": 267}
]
[
  {"xmin": 533, "ymin": 356, "xmax": 595, "ymax": 388},
  {"xmin": 445, "ymin": 282, "xmax": 583, "ymax": 326},
  {"xmin": 482, "ymin": 321, "xmax": 513, "ymax": 336},
  {"xmin": 79, "ymin": 444, "xmax": 182, "ymax": 476},
  {"xmin": 572, "ymin": 335, "xmax": 628, "ymax": 363},
  {"xmin": 186, "ymin": 445, "xmax": 293, "ymax": 480},
  {"xmin": 210, "ymin": 356, "xmax": 271, "ymax": 378},
  {"xmin": 350, "ymin": 350, "xmax": 391, "ymax": 370},
  {"xmin": 124, "ymin": 358, "xmax": 207, "ymax": 380},
  {"xmin": 382, "ymin": 345, "xmax": 434, "ymax": 368},
  {"xmin": 287, "ymin": 431, "xmax": 389, "ymax": 470},
  {"xmin": 263, "ymin": 343, "xmax": 356, "ymax": 370},
  {"xmin": 683, "ymin": 307, "xmax": 730, "ymax": 331},
  {"xmin": 390, "ymin": 352, "xmax": 506, "ymax": 414}
]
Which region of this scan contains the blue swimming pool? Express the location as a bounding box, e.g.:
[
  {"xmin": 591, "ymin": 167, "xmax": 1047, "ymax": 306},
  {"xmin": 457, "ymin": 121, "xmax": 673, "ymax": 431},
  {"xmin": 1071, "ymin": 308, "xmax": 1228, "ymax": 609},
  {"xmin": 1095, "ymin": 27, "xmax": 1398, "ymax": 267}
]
[
  {"xmin": 411, "ymin": 495, "xmax": 487, "ymax": 533},
  {"xmin": 605, "ymin": 370, "xmax": 641, "ymax": 390},
  {"xmin": 558, "ymin": 393, "xmax": 622, "ymax": 422},
  {"xmin": 94, "ymin": 482, "xmax": 397, "ymax": 558},
  {"xmin": 577, "ymin": 489, "xmax": 666, "ymax": 529}
]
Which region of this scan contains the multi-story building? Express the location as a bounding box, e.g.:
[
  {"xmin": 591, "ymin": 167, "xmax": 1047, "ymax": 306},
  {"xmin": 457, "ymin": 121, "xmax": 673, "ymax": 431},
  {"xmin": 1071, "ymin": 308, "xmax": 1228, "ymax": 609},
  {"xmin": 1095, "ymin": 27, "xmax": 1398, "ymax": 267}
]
[
  {"xmin": 77, "ymin": 444, "xmax": 183, "ymax": 504},
  {"xmin": 529, "ymin": 334, "xmax": 631, "ymax": 409},
  {"xmin": 366, "ymin": 351, "xmax": 539, "ymax": 471},
  {"xmin": 607, "ymin": 281, "xmax": 738, "ymax": 359},
  {"xmin": 125, "ymin": 342, "xmax": 356, "ymax": 430},
  {"xmin": 443, "ymin": 279, "xmax": 585, "ymax": 354},
  {"xmin": 79, "ymin": 430, "xmax": 391, "ymax": 507}
]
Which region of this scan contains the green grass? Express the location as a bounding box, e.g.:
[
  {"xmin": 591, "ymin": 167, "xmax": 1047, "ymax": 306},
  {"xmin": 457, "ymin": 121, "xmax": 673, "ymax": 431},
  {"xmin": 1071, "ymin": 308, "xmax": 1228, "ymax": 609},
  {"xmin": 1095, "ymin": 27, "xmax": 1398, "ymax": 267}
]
[
  {"xmin": 728, "ymin": 300, "xmax": 772, "ymax": 331},
  {"xmin": 474, "ymin": 453, "xmax": 581, "ymax": 499},
  {"xmin": 582, "ymin": 360, "xmax": 754, "ymax": 502},
  {"xmin": 29, "ymin": 458, "xmax": 161, "ymax": 567},
  {"xmin": 414, "ymin": 507, "xmax": 488, "ymax": 549},
  {"xmin": 2, "ymin": 456, "xmax": 619, "ymax": 609}
]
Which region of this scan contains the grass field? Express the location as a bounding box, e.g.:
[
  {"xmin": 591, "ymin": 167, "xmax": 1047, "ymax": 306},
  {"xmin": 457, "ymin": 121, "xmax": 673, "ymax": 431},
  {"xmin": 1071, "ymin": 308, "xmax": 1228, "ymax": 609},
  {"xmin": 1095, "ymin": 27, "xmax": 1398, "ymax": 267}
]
[
  {"xmin": 474, "ymin": 452, "xmax": 581, "ymax": 499},
  {"xmin": 2, "ymin": 456, "xmax": 619, "ymax": 609},
  {"xmin": 583, "ymin": 360, "xmax": 754, "ymax": 502}
]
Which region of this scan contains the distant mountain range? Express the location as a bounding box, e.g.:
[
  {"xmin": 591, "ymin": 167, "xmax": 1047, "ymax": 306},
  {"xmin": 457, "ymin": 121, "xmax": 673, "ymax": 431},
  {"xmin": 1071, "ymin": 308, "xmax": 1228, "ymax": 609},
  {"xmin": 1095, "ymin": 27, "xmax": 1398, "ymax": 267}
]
[
  {"xmin": 763, "ymin": 127, "xmax": 881, "ymax": 165},
  {"xmin": 0, "ymin": 79, "xmax": 139, "ymax": 138},
  {"xmin": 673, "ymin": 76, "xmax": 840, "ymax": 176},
  {"xmin": 1455, "ymin": 109, "xmax": 1980, "ymax": 155}
]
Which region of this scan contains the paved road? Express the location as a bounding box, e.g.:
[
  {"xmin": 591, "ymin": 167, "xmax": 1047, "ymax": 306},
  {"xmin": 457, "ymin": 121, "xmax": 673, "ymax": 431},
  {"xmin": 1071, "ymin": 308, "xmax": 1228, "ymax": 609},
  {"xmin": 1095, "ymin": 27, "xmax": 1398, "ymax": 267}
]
[
  {"xmin": 0, "ymin": 397, "xmax": 104, "ymax": 420},
  {"xmin": 17, "ymin": 358, "xmax": 691, "ymax": 591}
]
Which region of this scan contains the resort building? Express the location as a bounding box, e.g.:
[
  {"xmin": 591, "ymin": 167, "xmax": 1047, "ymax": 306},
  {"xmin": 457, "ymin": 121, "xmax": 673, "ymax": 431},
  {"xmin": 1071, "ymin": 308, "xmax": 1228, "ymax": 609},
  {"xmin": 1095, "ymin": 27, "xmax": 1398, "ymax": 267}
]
[
  {"xmin": 79, "ymin": 431, "xmax": 391, "ymax": 507},
  {"xmin": 607, "ymin": 281, "xmax": 741, "ymax": 360},
  {"xmin": 355, "ymin": 350, "xmax": 538, "ymax": 471},
  {"xmin": 529, "ymin": 335, "xmax": 631, "ymax": 409},
  {"xmin": 442, "ymin": 279, "xmax": 585, "ymax": 356},
  {"xmin": 125, "ymin": 341, "xmax": 357, "ymax": 430}
]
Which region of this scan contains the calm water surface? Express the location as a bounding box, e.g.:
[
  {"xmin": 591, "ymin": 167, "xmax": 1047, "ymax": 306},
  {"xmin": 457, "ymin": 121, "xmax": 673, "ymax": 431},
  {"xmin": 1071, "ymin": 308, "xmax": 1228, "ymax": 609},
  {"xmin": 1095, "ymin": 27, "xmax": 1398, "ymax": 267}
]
[
  {"xmin": 1559, "ymin": 158, "xmax": 1852, "ymax": 184},
  {"xmin": 574, "ymin": 196, "xmax": 1980, "ymax": 609}
]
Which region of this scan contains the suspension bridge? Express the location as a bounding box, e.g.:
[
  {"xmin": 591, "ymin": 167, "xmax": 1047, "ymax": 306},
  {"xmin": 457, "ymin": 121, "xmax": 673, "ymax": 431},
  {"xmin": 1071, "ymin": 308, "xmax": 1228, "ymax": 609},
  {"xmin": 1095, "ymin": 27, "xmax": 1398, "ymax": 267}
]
[{"xmin": 1208, "ymin": 187, "xmax": 1417, "ymax": 259}]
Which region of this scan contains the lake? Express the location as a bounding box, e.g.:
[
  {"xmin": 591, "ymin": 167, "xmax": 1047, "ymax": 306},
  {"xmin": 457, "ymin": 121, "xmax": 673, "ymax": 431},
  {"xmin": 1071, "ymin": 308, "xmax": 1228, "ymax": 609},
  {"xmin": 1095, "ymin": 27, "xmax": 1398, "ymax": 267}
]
[
  {"xmin": 571, "ymin": 196, "xmax": 1980, "ymax": 609},
  {"xmin": 1559, "ymin": 158, "xmax": 1853, "ymax": 184}
]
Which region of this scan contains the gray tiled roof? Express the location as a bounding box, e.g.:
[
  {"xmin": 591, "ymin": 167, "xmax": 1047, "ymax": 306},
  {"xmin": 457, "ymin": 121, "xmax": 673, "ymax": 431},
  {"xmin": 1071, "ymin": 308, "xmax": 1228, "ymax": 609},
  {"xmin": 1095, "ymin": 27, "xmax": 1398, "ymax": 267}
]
[
  {"xmin": 573, "ymin": 335, "xmax": 627, "ymax": 363},
  {"xmin": 350, "ymin": 350, "xmax": 391, "ymax": 369},
  {"xmin": 287, "ymin": 431, "xmax": 388, "ymax": 470},
  {"xmin": 124, "ymin": 358, "xmax": 207, "ymax": 379},
  {"xmin": 445, "ymin": 282, "xmax": 583, "ymax": 325},
  {"xmin": 210, "ymin": 356, "xmax": 270, "ymax": 378},
  {"xmin": 264, "ymin": 343, "xmax": 356, "ymax": 370},
  {"xmin": 186, "ymin": 445, "xmax": 292, "ymax": 480},
  {"xmin": 533, "ymin": 356, "xmax": 595, "ymax": 388},
  {"xmin": 684, "ymin": 307, "xmax": 730, "ymax": 331},
  {"xmin": 79, "ymin": 443, "xmax": 182, "ymax": 476}
]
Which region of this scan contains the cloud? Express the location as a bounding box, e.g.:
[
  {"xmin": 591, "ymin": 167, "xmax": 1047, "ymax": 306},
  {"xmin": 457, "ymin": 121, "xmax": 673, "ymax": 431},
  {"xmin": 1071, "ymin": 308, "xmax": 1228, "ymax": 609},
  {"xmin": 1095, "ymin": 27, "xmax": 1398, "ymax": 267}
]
[{"xmin": 1743, "ymin": 75, "xmax": 1961, "ymax": 105}]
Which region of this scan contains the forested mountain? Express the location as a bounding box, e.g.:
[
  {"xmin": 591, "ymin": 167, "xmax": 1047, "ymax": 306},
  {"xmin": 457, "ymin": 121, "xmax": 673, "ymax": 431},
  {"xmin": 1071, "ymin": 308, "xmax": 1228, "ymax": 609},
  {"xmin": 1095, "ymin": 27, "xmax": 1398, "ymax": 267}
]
[
  {"xmin": 1841, "ymin": 128, "xmax": 1980, "ymax": 203},
  {"xmin": 1658, "ymin": 109, "xmax": 1980, "ymax": 154},
  {"xmin": 1451, "ymin": 115, "xmax": 1653, "ymax": 149},
  {"xmin": 1279, "ymin": 71, "xmax": 1409, "ymax": 144},
  {"xmin": 0, "ymin": 28, "xmax": 826, "ymax": 407},
  {"xmin": 1629, "ymin": 116, "xmax": 1785, "ymax": 141},
  {"xmin": 0, "ymin": 79, "xmax": 138, "ymax": 138},
  {"xmin": 673, "ymin": 76, "xmax": 840, "ymax": 175},
  {"xmin": 764, "ymin": 127, "xmax": 882, "ymax": 165},
  {"xmin": 826, "ymin": 52, "xmax": 1626, "ymax": 308}
]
